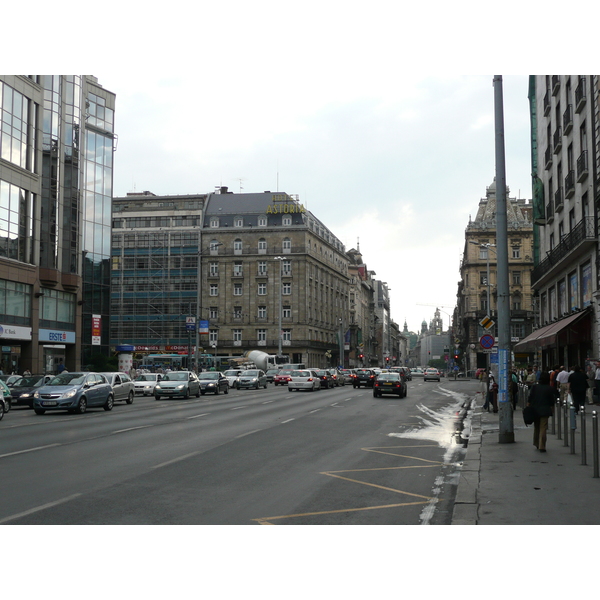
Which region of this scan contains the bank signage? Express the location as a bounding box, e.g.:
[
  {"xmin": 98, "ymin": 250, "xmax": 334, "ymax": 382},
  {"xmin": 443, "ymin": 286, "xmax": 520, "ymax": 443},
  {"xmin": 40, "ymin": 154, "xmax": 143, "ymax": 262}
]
[
  {"xmin": 39, "ymin": 329, "xmax": 76, "ymax": 344},
  {"xmin": 0, "ymin": 324, "xmax": 32, "ymax": 341}
]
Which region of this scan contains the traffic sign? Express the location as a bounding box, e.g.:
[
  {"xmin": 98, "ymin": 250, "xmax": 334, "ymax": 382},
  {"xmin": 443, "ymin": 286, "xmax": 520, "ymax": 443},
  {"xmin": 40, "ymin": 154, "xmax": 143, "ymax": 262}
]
[
  {"xmin": 480, "ymin": 334, "xmax": 495, "ymax": 349},
  {"xmin": 479, "ymin": 315, "xmax": 495, "ymax": 330}
]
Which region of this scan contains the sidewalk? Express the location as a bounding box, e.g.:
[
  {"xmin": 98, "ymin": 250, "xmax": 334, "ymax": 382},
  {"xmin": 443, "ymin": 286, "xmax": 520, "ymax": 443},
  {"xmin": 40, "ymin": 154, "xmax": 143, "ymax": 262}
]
[{"xmin": 452, "ymin": 390, "xmax": 600, "ymax": 525}]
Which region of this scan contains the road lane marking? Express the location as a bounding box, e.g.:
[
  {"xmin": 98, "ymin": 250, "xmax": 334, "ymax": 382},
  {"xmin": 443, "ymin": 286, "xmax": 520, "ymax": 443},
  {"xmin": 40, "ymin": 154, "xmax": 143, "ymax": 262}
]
[
  {"xmin": 151, "ymin": 451, "xmax": 201, "ymax": 469},
  {"xmin": 281, "ymin": 418, "xmax": 295, "ymax": 423},
  {"xmin": 0, "ymin": 443, "xmax": 60, "ymax": 459},
  {"xmin": 187, "ymin": 413, "xmax": 211, "ymax": 419},
  {"xmin": 0, "ymin": 493, "xmax": 82, "ymax": 524},
  {"xmin": 235, "ymin": 429, "xmax": 263, "ymax": 439},
  {"xmin": 230, "ymin": 406, "xmax": 247, "ymax": 410},
  {"xmin": 112, "ymin": 425, "xmax": 153, "ymax": 434},
  {"xmin": 262, "ymin": 400, "xmax": 274, "ymax": 404},
  {"xmin": 308, "ymin": 409, "xmax": 321, "ymax": 414}
]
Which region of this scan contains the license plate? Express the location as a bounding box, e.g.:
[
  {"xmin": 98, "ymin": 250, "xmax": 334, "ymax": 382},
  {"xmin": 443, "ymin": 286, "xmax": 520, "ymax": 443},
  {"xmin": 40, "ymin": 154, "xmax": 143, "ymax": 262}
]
[
  {"xmin": 383, "ymin": 382, "xmax": 392, "ymax": 386},
  {"xmin": 42, "ymin": 401, "xmax": 58, "ymax": 406}
]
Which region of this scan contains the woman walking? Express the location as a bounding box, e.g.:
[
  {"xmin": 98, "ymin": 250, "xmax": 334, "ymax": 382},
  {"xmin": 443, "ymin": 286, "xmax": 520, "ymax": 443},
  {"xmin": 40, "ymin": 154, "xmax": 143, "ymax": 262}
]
[{"xmin": 527, "ymin": 371, "xmax": 555, "ymax": 452}]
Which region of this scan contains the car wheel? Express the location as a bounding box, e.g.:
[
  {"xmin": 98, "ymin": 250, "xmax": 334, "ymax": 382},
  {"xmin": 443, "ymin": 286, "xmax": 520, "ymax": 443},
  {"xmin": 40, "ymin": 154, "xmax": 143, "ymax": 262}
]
[
  {"xmin": 196, "ymin": 389, "xmax": 201, "ymax": 398},
  {"xmin": 0, "ymin": 402, "xmax": 4, "ymax": 420},
  {"xmin": 214, "ymin": 387, "xmax": 219, "ymax": 395},
  {"xmin": 34, "ymin": 408, "xmax": 45, "ymax": 415},
  {"xmin": 104, "ymin": 394, "xmax": 114, "ymax": 411},
  {"xmin": 4, "ymin": 398, "xmax": 10, "ymax": 412},
  {"xmin": 76, "ymin": 396, "xmax": 87, "ymax": 414},
  {"xmin": 126, "ymin": 391, "xmax": 134, "ymax": 404},
  {"xmin": 224, "ymin": 386, "xmax": 229, "ymax": 394},
  {"xmin": 288, "ymin": 387, "xmax": 292, "ymax": 392},
  {"xmin": 155, "ymin": 395, "xmax": 161, "ymax": 401},
  {"xmin": 183, "ymin": 389, "xmax": 190, "ymax": 399}
]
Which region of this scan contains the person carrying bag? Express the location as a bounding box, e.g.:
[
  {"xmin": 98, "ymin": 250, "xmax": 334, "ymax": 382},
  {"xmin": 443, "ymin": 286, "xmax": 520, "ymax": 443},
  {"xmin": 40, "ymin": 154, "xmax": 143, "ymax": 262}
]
[{"xmin": 527, "ymin": 371, "xmax": 555, "ymax": 452}]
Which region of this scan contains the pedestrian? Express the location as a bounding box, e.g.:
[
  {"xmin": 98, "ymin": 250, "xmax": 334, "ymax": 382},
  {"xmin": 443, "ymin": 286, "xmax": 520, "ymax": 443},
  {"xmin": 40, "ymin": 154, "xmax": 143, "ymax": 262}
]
[
  {"xmin": 57, "ymin": 361, "xmax": 65, "ymax": 374},
  {"xmin": 586, "ymin": 363, "xmax": 596, "ymax": 405},
  {"xmin": 23, "ymin": 369, "xmax": 31, "ymax": 376},
  {"xmin": 483, "ymin": 375, "xmax": 498, "ymax": 412},
  {"xmin": 511, "ymin": 370, "xmax": 519, "ymax": 410},
  {"xmin": 595, "ymin": 361, "xmax": 600, "ymax": 404},
  {"xmin": 550, "ymin": 365, "xmax": 560, "ymax": 392},
  {"xmin": 568, "ymin": 365, "xmax": 588, "ymax": 414},
  {"xmin": 527, "ymin": 371, "xmax": 555, "ymax": 452},
  {"xmin": 556, "ymin": 366, "xmax": 570, "ymax": 405},
  {"xmin": 526, "ymin": 367, "xmax": 536, "ymax": 387}
]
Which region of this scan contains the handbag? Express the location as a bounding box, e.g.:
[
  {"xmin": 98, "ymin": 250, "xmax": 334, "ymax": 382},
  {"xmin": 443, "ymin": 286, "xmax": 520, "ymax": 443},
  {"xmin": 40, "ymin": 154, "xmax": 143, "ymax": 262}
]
[{"xmin": 523, "ymin": 405, "xmax": 536, "ymax": 426}]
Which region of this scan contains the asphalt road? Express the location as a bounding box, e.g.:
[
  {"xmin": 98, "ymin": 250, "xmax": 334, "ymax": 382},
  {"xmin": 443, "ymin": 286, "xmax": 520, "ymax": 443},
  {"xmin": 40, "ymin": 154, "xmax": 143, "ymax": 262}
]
[{"xmin": 0, "ymin": 377, "xmax": 477, "ymax": 525}]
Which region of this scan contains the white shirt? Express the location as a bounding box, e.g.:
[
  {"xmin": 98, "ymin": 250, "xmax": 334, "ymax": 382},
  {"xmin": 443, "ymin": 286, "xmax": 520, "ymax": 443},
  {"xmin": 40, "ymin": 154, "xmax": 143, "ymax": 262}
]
[
  {"xmin": 595, "ymin": 367, "xmax": 600, "ymax": 380},
  {"xmin": 556, "ymin": 370, "xmax": 570, "ymax": 384}
]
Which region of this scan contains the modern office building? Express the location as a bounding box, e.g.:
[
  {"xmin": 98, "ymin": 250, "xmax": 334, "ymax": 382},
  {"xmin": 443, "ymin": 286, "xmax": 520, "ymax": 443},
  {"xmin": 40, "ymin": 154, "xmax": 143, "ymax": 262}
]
[
  {"xmin": 515, "ymin": 76, "xmax": 599, "ymax": 368},
  {"xmin": 455, "ymin": 179, "xmax": 535, "ymax": 373},
  {"xmin": 0, "ymin": 75, "xmax": 115, "ymax": 374},
  {"xmin": 111, "ymin": 188, "xmax": 351, "ymax": 369}
]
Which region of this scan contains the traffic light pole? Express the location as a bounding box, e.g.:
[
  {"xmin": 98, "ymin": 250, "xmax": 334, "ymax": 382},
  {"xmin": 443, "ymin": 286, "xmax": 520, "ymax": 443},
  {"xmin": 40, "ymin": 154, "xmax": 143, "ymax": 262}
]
[{"xmin": 494, "ymin": 75, "xmax": 514, "ymax": 443}]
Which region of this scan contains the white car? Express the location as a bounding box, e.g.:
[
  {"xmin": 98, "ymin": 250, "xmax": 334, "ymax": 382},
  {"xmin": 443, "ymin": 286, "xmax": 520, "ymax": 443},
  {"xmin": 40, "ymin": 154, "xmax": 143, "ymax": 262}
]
[
  {"xmin": 99, "ymin": 372, "xmax": 135, "ymax": 404},
  {"xmin": 288, "ymin": 369, "xmax": 321, "ymax": 392},
  {"xmin": 133, "ymin": 373, "xmax": 162, "ymax": 396},
  {"xmin": 222, "ymin": 369, "xmax": 244, "ymax": 389}
]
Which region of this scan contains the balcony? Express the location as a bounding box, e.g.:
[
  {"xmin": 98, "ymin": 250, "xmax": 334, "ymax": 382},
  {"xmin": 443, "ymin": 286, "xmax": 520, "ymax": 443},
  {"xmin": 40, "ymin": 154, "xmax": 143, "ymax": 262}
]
[
  {"xmin": 563, "ymin": 104, "xmax": 573, "ymax": 135},
  {"xmin": 545, "ymin": 197, "xmax": 554, "ymax": 223},
  {"xmin": 577, "ymin": 150, "xmax": 589, "ymax": 182},
  {"xmin": 532, "ymin": 217, "xmax": 596, "ymax": 287},
  {"xmin": 552, "ymin": 76, "xmax": 560, "ymax": 96},
  {"xmin": 575, "ymin": 79, "xmax": 586, "ymax": 113},
  {"xmin": 554, "ymin": 186, "xmax": 564, "ymax": 212},
  {"xmin": 553, "ymin": 127, "xmax": 562, "ymax": 153},
  {"xmin": 543, "ymin": 91, "xmax": 551, "ymax": 115},
  {"xmin": 544, "ymin": 145, "xmax": 553, "ymax": 170},
  {"xmin": 564, "ymin": 169, "xmax": 575, "ymax": 199}
]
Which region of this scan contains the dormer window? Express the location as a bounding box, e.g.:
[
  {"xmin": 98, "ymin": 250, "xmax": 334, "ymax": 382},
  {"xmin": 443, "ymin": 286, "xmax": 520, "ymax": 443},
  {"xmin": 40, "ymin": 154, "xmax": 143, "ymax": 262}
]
[
  {"xmin": 282, "ymin": 216, "xmax": 292, "ymax": 226},
  {"xmin": 210, "ymin": 217, "xmax": 219, "ymax": 228},
  {"xmin": 234, "ymin": 217, "xmax": 243, "ymax": 227},
  {"xmin": 258, "ymin": 216, "xmax": 267, "ymax": 227}
]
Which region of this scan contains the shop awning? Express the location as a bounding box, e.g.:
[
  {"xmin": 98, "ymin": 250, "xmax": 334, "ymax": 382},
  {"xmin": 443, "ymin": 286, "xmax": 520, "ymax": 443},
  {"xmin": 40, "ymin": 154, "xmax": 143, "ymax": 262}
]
[{"xmin": 513, "ymin": 310, "xmax": 590, "ymax": 353}]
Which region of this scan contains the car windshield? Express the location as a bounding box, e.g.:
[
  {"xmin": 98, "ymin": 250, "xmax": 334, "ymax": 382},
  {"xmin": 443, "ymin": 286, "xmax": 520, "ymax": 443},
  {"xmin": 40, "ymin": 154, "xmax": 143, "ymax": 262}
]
[
  {"xmin": 135, "ymin": 374, "xmax": 157, "ymax": 381},
  {"xmin": 277, "ymin": 371, "xmax": 293, "ymax": 376},
  {"xmin": 243, "ymin": 371, "xmax": 260, "ymax": 377},
  {"xmin": 48, "ymin": 373, "xmax": 87, "ymax": 385},
  {"xmin": 12, "ymin": 376, "xmax": 46, "ymax": 387},
  {"xmin": 162, "ymin": 373, "xmax": 189, "ymax": 381},
  {"xmin": 292, "ymin": 371, "xmax": 309, "ymax": 378},
  {"xmin": 316, "ymin": 371, "xmax": 328, "ymax": 376},
  {"xmin": 378, "ymin": 374, "xmax": 399, "ymax": 380},
  {"xmin": 223, "ymin": 371, "xmax": 240, "ymax": 377},
  {"xmin": 200, "ymin": 372, "xmax": 220, "ymax": 380}
]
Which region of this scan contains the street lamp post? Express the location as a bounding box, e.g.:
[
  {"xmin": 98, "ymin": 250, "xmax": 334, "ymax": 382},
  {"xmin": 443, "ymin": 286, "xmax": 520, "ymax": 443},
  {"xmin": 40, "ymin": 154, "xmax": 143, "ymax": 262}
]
[{"xmin": 274, "ymin": 256, "xmax": 286, "ymax": 358}]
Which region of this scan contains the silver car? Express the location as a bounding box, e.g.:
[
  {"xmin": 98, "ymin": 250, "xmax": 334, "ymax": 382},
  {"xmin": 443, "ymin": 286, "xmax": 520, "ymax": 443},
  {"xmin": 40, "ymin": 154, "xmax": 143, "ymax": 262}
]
[
  {"xmin": 99, "ymin": 372, "xmax": 135, "ymax": 404},
  {"xmin": 238, "ymin": 369, "xmax": 268, "ymax": 389},
  {"xmin": 222, "ymin": 369, "xmax": 244, "ymax": 389},
  {"xmin": 134, "ymin": 373, "xmax": 163, "ymax": 396},
  {"xmin": 287, "ymin": 369, "xmax": 321, "ymax": 392},
  {"xmin": 154, "ymin": 371, "xmax": 201, "ymax": 400}
]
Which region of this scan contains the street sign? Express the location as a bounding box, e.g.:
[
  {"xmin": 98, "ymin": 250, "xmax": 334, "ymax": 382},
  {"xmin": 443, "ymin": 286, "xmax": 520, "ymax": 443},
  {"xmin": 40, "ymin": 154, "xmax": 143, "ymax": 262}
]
[
  {"xmin": 480, "ymin": 334, "xmax": 495, "ymax": 349},
  {"xmin": 479, "ymin": 315, "xmax": 495, "ymax": 330},
  {"xmin": 186, "ymin": 316, "xmax": 196, "ymax": 332}
]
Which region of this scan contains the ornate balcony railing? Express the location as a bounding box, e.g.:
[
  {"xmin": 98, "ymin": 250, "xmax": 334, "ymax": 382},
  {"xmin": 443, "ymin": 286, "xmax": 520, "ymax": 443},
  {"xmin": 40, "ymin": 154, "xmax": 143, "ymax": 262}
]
[
  {"xmin": 577, "ymin": 150, "xmax": 589, "ymax": 182},
  {"xmin": 564, "ymin": 169, "xmax": 575, "ymax": 198}
]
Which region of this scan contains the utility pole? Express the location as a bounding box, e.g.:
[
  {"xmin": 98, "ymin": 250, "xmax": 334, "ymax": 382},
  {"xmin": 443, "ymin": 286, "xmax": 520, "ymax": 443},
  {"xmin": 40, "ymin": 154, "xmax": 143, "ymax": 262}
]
[{"xmin": 494, "ymin": 75, "xmax": 514, "ymax": 443}]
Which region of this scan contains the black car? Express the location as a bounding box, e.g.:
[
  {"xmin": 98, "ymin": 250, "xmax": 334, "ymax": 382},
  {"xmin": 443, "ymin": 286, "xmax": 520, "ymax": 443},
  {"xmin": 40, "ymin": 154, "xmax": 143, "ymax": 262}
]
[
  {"xmin": 198, "ymin": 371, "xmax": 229, "ymax": 395},
  {"xmin": 353, "ymin": 369, "xmax": 376, "ymax": 388},
  {"xmin": 9, "ymin": 374, "xmax": 55, "ymax": 408},
  {"xmin": 373, "ymin": 372, "xmax": 407, "ymax": 398},
  {"xmin": 315, "ymin": 370, "xmax": 335, "ymax": 389}
]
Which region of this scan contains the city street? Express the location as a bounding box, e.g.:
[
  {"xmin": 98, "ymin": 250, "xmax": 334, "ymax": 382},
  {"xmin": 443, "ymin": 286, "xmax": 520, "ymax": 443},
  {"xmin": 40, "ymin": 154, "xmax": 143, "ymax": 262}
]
[{"xmin": 0, "ymin": 379, "xmax": 477, "ymax": 525}]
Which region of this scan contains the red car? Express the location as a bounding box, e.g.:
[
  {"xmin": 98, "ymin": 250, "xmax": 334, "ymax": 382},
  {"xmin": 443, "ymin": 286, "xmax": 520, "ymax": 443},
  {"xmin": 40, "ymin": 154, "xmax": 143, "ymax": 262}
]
[{"xmin": 273, "ymin": 370, "xmax": 294, "ymax": 386}]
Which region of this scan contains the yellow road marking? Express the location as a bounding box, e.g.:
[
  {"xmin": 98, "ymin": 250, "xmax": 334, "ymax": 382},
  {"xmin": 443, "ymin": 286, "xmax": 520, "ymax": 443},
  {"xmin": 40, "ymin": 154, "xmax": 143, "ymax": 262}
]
[{"xmin": 320, "ymin": 472, "xmax": 433, "ymax": 500}]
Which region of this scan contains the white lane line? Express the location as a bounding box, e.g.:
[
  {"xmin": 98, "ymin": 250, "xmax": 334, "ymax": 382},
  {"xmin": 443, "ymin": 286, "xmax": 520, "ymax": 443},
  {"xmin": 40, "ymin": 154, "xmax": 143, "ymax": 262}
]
[
  {"xmin": 0, "ymin": 443, "xmax": 60, "ymax": 459},
  {"xmin": 151, "ymin": 451, "xmax": 201, "ymax": 469},
  {"xmin": 235, "ymin": 429, "xmax": 263, "ymax": 439},
  {"xmin": 262, "ymin": 400, "xmax": 274, "ymax": 404},
  {"xmin": 112, "ymin": 425, "xmax": 153, "ymax": 434},
  {"xmin": 0, "ymin": 493, "xmax": 82, "ymax": 524},
  {"xmin": 281, "ymin": 418, "xmax": 295, "ymax": 424},
  {"xmin": 308, "ymin": 409, "xmax": 322, "ymax": 414},
  {"xmin": 187, "ymin": 413, "xmax": 211, "ymax": 419},
  {"xmin": 230, "ymin": 406, "xmax": 247, "ymax": 410}
]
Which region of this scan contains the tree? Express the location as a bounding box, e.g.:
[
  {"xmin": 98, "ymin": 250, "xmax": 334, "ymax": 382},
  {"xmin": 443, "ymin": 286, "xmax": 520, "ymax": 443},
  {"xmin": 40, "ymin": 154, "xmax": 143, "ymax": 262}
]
[{"xmin": 427, "ymin": 358, "xmax": 447, "ymax": 370}]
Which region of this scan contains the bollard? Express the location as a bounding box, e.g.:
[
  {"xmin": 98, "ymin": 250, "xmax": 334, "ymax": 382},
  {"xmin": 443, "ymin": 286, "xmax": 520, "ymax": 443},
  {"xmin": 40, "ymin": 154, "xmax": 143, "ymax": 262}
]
[
  {"xmin": 593, "ymin": 411, "xmax": 599, "ymax": 478},
  {"xmin": 581, "ymin": 405, "xmax": 587, "ymax": 465},
  {"xmin": 556, "ymin": 398, "xmax": 562, "ymax": 440},
  {"xmin": 570, "ymin": 403, "xmax": 576, "ymax": 454},
  {"xmin": 563, "ymin": 398, "xmax": 570, "ymax": 447},
  {"xmin": 552, "ymin": 398, "xmax": 558, "ymax": 435}
]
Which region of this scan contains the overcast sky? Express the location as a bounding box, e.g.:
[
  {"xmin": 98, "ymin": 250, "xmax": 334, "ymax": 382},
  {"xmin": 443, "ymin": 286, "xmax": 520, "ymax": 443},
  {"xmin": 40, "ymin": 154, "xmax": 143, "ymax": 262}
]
[{"xmin": 17, "ymin": 3, "xmax": 595, "ymax": 334}]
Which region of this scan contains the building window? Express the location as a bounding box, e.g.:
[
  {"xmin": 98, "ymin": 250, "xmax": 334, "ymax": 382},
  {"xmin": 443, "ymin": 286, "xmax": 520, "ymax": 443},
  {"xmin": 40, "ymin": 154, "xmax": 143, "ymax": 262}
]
[
  {"xmin": 258, "ymin": 217, "xmax": 267, "ymax": 227},
  {"xmin": 209, "ymin": 240, "xmax": 220, "ymax": 254},
  {"xmin": 234, "ymin": 217, "xmax": 243, "ymax": 227},
  {"xmin": 282, "ymin": 260, "xmax": 291, "ymax": 275},
  {"xmin": 511, "ymin": 323, "xmax": 525, "ymax": 338},
  {"xmin": 283, "ymin": 216, "xmax": 292, "ymax": 226},
  {"xmin": 210, "ymin": 217, "xmax": 219, "ymax": 228},
  {"xmin": 480, "ymin": 297, "xmax": 488, "ymax": 311},
  {"xmin": 512, "ymin": 271, "xmax": 521, "ymax": 285},
  {"xmin": 233, "ymin": 306, "xmax": 242, "ymax": 319},
  {"xmin": 282, "ymin": 329, "xmax": 291, "ymax": 342},
  {"xmin": 282, "ymin": 282, "xmax": 291, "ymax": 295},
  {"xmin": 257, "ymin": 261, "xmax": 267, "ymax": 275},
  {"xmin": 479, "ymin": 272, "xmax": 488, "ymax": 285},
  {"xmin": 282, "ymin": 237, "xmax": 291, "ymax": 252},
  {"xmin": 283, "ymin": 306, "xmax": 291, "ymax": 318},
  {"xmin": 233, "ymin": 262, "xmax": 243, "ymax": 276},
  {"xmin": 234, "ymin": 239, "xmax": 242, "ymax": 254},
  {"xmin": 258, "ymin": 306, "xmax": 267, "ymax": 319},
  {"xmin": 479, "ymin": 247, "xmax": 488, "ymax": 259},
  {"xmin": 513, "ymin": 299, "xmax": 521, "ymax": 310},
  {"xmin": 233, "ymin": 329, "xmax": 242, "ymax": 342},
  {"xmin": 209, "ymin": 307, "xmax": 218, "ymax": 319},
  {"xmin": 209, "ymin": 262, "xmax": 218, "ymax": 276},
  {"xmin": 209, "ymin": 284, "xmax": 218, "ymax": 296},
  {"xmin": 209, "ymin": 329, "xmax": 218, "ymax": 344},
  {"xmin": 233, "ymin": 283, "xmax": 243, "ymax": 296},
  {"xmin": 257, "ymin": 329, "xmax": 267, "ymax": 342},
  {"xmin": 258, "ymin": 238, "xmax": 267, "ymax": 252},
  {"xmin": 512, "ymin": 246, "xmax": 521, "ymax": 259},
  {"xmin": 258, "ymin": 283, "xmax": 267, "ymax": 295}
]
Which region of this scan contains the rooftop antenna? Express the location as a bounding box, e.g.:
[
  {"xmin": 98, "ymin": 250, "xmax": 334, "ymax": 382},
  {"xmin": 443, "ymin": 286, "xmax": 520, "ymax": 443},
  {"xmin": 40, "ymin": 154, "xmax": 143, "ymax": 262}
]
[
  {"xmin": 236, "ymin": 178, "xmax": 245, "ymax": 193},
  {"xmin": 357, "ymin": 237, "xmax": 360, "ymax": 252}
]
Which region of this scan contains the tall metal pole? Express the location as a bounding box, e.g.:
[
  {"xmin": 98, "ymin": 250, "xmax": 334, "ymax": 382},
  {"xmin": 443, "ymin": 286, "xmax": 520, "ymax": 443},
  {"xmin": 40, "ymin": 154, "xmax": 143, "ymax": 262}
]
[{"xmin": 494, "ymin": 75, "xmax": 514, "ymax": 443}]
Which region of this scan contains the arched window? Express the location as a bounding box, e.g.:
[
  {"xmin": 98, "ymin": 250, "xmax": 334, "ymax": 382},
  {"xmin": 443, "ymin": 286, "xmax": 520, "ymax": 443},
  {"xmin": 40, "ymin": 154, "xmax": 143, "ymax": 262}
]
[
  {"xmin": 234, "ymin": 238, "xmax": 243, "ymax": 254},
  {"xmin": 282, "ymin": 237, "xmax": 291, "ymax": 252}
]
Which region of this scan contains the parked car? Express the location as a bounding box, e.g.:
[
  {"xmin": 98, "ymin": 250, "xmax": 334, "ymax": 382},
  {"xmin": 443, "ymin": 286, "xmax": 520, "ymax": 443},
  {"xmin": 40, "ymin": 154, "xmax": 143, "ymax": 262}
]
[
  {"xmin": 273, "ymin": 369, "xmax": 295, "ymax": 386},
  {"xmin": 424, "ymin": 368, "xmax": 441, "ymax": 382},
  {"xmin": 353, "ymin": 368, "xmax": 377, "ymax": 388},
  {"xmin": 373, "ymin": 372, "xmax": 407, "ymax": 398},
  {"xmin": 288, "ymin": 369, "xmax": 321, "ymax": 392},
  {"xmin": 398, "ymin": 367, "xmax": 412, "ymax": 381},
  {"xmin": 238, "ymin": 370, "xmax": 268, "ymax": 390},
  {"xmin": 265, "ymin": 368, "xmax": 280, "ymax": 383},
  {"xmin": 223, "ymin": 369, "xmax": 244, "ymax": 389},
  {"xmin": 338, "ymin": 369, "xmax": 354, "ymax": 384},
  {"xmin": 328, "ymin": 368, "xmax": 346, "ymax": 386},
  {"xmin": 154, "ymin": 371, "xmax": 201, "ymax": 399},
  {"xmin": 99, "ymin": 372, "xmax": 135, "ymax": 404},
  {"xmin": 32, "ymin": 372, "xmax": 114, "ymax": 415},
  {"xmin": 134, "ymin": 373, "xmax": 162, "ymax": 396},
  {"xmin": 198, "ymin": 371, "xmax": 229, "ymax": 395},
  {"xmin": 0, "ymin": 374, "xmax": 22, "ymax": 387},
  {"xmin": 8, "ymin": 374, "xmax": 54, "ymax": 408},
  {"xmin": 315, "ymin": 370, "xmax": 335, "ymax": 389}
]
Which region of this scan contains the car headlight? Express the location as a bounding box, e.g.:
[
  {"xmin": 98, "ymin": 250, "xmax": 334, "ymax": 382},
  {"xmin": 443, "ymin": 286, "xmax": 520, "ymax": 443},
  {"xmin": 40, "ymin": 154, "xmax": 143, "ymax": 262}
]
[
  {"xmin": 20, "ymin": 393, "xmax": 33, "ymax": 398},
  {"xmin": 176, "ymin": 384, "xmax": 185, "ymax": 390},
  {"xmin": 207, "ymin": 382, "xmax": 215, "ymax": 387},
  {"xmin": 62, "ymin": 389, "xmax": 77, "ymax": 399},
  {"xmin": 33, "ymin": 391, "xmax": 40, "ymax": 399},
  {"xmin": 155, "ymin": 384, "xmax": 162, "ymax": 390}
]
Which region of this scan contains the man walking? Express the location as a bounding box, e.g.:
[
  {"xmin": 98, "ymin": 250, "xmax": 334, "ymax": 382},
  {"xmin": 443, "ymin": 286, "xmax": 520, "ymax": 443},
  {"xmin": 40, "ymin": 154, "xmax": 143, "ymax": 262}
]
[{"xmin": 556, "ymin": 366, "xmax": 570, "ymax": 405}]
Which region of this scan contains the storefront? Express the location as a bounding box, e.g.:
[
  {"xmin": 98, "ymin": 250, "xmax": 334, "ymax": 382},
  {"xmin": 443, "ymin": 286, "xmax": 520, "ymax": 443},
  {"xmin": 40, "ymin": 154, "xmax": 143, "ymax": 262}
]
[
  {"xmin": 38, "ymin": 329, "xmax": 76, "ymax": 374},
  {"xmin": 0, "ymin": 324, "xmax": 32, "ymax": 374}
]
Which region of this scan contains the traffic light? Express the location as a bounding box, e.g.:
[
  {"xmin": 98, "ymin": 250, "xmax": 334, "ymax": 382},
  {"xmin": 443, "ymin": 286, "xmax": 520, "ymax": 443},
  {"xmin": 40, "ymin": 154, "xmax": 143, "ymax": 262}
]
[
  {"xmin": 359, "ymin": 353, "xmax": 364, "ymax": 360},
  {"xmin": 454, "ymin": 353, "xmax": 459, "ymax": 360}
]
